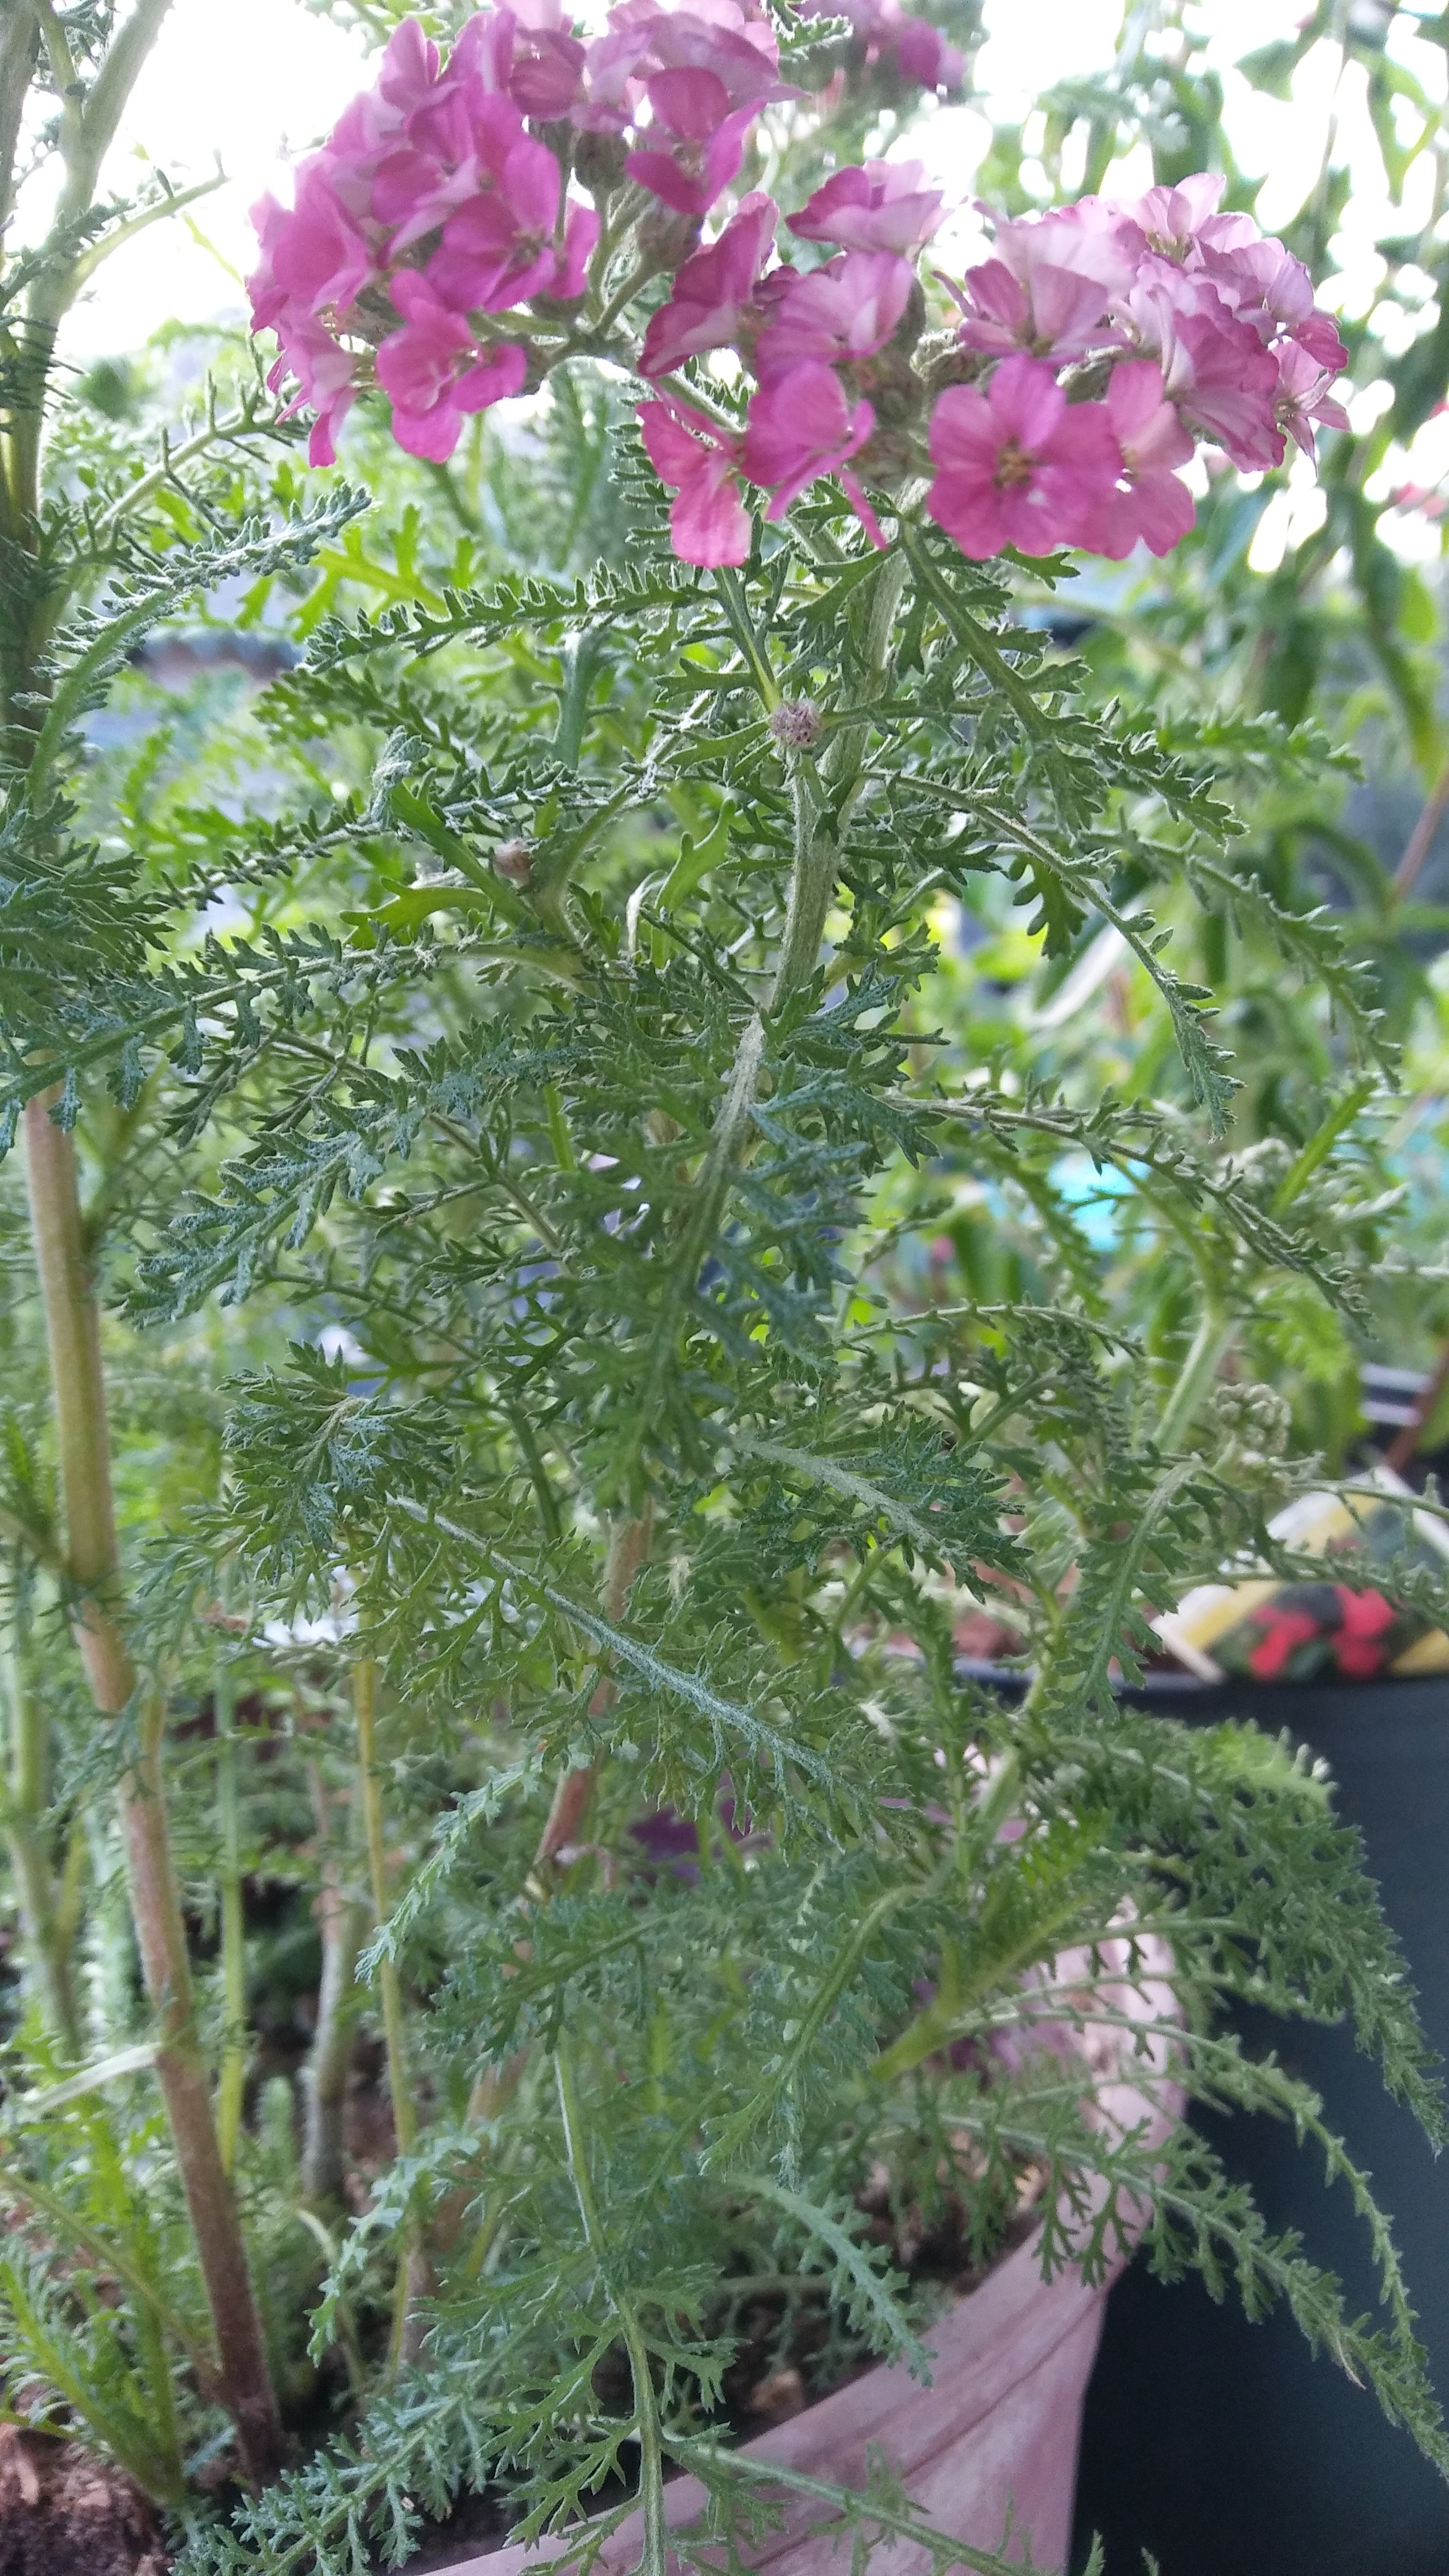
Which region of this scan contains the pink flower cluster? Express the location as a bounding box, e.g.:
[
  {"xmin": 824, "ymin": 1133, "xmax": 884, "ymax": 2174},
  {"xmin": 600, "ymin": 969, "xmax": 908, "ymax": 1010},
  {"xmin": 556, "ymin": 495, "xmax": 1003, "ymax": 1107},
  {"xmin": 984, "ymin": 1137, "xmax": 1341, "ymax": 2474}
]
[
  {"xmin": 635, "ymin": 170, "xmax": 1348, "ymax": 568},
  {"xmin": 249, "ymin": 14, "xmax": 1349, "ymax": 575},
  {"xmin": 247, "ymin": 0, "xmax": 957, "ymax": 464},
  {"xmin": 934, "ymin": 173, "xmax": 1349, "ymax": 549}
]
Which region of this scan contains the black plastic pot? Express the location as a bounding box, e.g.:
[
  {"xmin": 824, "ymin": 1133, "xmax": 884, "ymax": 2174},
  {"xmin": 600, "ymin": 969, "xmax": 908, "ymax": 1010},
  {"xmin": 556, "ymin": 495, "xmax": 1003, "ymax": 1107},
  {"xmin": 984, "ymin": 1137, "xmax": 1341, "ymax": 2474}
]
[{"xmin": 1065, "ymin": 1672, "xmax": 1449, "ymax": 2576}]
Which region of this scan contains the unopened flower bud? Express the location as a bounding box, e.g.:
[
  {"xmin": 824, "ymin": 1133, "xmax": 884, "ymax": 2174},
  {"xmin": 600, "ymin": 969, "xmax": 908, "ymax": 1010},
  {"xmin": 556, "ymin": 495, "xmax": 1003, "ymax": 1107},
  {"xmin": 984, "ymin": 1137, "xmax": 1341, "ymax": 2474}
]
[
  {"xmin": 888, "ymin": 276, "xmax": 926, "ymax": 356},
  {"xmin": 768, "ymin": 699, "xmax": 823, "ymax": 752},
  {"xmin": 493, "ymin": 838, "xmax": 534, "ymax": 884},
  {"xmin": 637, "ymin": 204, "xmax": 700, "ymax": 274},
  {"xmin": 573, "ymin": 129, "xmax": 629, "ymax": 197},
  {"xmin": 1212, "ymin": 1380, "xmax": 1291, "ymax": 1458}
]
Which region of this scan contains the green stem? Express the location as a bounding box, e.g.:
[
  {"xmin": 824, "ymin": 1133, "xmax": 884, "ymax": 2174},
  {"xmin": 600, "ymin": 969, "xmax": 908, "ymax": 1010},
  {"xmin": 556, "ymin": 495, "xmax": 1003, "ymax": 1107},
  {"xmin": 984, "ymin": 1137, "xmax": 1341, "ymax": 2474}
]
[
  {"xmin": 1, "ymin": 1621, "xmax": 81, "ymax": 2053},
  {"xmin": 1156, "ymin": 1299, "xmax": 1235, "ymax": 1453},
  {"xmin": 353, "ymin": 1658, "xmax": 433, "ymax": 2367},
  {"xmin": 769, "ymin": 762, "xmax": 837, "ymax": 1009},
  {"xmin": 544, "ymin": 1081, "xmax": 577, "ymax": 1172},
  {"xmin": 22, "ymin": 1096, "xmax": 283, "ymax": 2485},
  {"xmin": 300, "ymin": 1723, "xmax": 368, "ymax": 2211},
  {"xmin": 214, "ymin": 1632, "xmax": 247, "ymax": 2177},
  {"xmin": 555, "ymin": 2039, "xmax": 668, "ymax": 2576},
  {"xmin": 770, "ymin": 552, "xmax": 908, "ymax": 1012},
  {"xmin": 353, "ymin": 1660, "xmax": 413, "ymax": 2159}
]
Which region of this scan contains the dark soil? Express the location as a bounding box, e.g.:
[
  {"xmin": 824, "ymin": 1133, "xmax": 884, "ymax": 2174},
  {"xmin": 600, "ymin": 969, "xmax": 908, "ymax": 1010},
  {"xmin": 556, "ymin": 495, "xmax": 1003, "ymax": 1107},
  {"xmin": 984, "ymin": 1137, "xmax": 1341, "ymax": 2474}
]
[{"xmin": 0, "ymin": 2427, "xmax": 167, "ymax": 2576}]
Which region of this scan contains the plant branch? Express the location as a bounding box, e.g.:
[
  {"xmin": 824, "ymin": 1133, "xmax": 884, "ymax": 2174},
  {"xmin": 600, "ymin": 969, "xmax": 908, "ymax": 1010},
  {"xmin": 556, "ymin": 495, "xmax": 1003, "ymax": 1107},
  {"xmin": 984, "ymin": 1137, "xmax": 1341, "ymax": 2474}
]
[
  {"xmin": 556, "ymin": 2038, "xmax": 669, "ymax": 2576},
  {"xmin": 22, "ymin": 1095, "xmax": 283, "ymax": 2484}
]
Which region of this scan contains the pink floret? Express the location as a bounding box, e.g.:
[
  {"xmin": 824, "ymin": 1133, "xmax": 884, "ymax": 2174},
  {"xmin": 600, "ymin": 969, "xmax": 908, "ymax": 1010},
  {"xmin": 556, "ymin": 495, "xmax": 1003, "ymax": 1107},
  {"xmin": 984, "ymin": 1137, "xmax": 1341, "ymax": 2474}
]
[
  {"xmin": 742, "ymin": 360, "xmax": 884, "ymax": 544},
  {"xmin": 754, "ymin": 248, "xmax": 915, "ymax": 383},
  {"xmin": 926, "ymin": 351, "xmax": 1121, "ymax": 560},
  {"xmin": 638, "ymin": 396, "xmax": 752, "ymax": 564},
  {"xmin": 1274, "ymin": 340, "xmax": 1350, "ymax": 458},
  {"xmin": 1093, "ymin": 359, "xmax": 1196, "ymax": 559},
  {"xmin": 788, "ymin": 159, "xmax": 943, "ymax": 256},
  {"xmin": 625, "ymin": 67, "xmax": 758, "ymax": 214},
  {"xmin": 378, "ymin": 270, "xmax": 528, "ymax": 459},
  {"xmin": 640, "ymin": 192, "xmax": 778, "ymax": 376}
]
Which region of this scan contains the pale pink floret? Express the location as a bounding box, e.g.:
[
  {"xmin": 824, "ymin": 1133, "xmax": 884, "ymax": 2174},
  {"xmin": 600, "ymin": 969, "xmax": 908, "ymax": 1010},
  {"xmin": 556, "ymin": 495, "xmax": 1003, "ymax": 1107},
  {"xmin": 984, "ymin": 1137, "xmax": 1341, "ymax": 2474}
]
[
  {"xmin": 953, "ymin": 206, "xmax": 1134, "ymax": 362},
  {"xmin": 742, "ymin": 360, "xmax": 884, "ymax": 544},
  {"xmin": 788, "ymin": 159, "xmax": 942, "ymax": 255},
  {"xmin": 1093, "ymin": 359, "xmax": 1195, "ymax": 559},
  {"xmin": 626, "ymin": 66, "xmax": 757, "ymax": 215},
  {"xmin": 952, "ymin": 255, "xmax": 1118, "ymax": 365},
  {"xmin": 1124, "ymin": 263, "xmax": 1283, "ymax": 471},
  {"xmin": 1295, "ymin": 307, "xmax": 1349, "ymax": 370},
  {"xmin": 1120, "ymin": 172, "xmax": 1230, "ymax": 263},
  {"xmin": 640, "ymin": 192, "xmax": 778, "ymax": 377},
  {"xmin": 754, "ymin": 249, "xmax": 915, "ymax": 384},
  {"xmin": 926, "ymin": 352, "xmax": 1121, "ymax": 560},
  {"xmin": 246, "ymin": 192, "xmax": 294, "ymax": 334},
  {"xmin": 586, "ymin": 1, "xmax": 782, "ymax": 133},
  {"xmin": 1274, "ymin": 339, "xmax": 1350, "ymax": 457},
  {"xmin": 1196, "ymin": 231, "xmax": 1347, "ymax": 374},
  {"xmin": 638, "ymin": 396, "xmax": 752, "ymax": 565},
  {"xmin": 376, "ymin": 18, "xmax": 449, "ymax": 117},
  {"xmin": 320, "ymin": 21, "xmax": 441, "ymax": 175},
  {"xmin": 377, "ymin": 270, "xmax": 528, "ymax": 458}
]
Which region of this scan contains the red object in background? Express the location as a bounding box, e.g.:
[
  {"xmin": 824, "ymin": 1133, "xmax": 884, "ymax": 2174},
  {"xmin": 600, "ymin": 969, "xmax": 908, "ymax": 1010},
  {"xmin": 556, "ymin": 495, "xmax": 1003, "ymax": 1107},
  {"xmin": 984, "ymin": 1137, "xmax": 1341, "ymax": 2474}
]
[
  {"xmin": 1248, "ymin": 1607, "xmax": 1323, "ymax": 1679},
  {"xmin": 1331, "ymin": 1586, "xmax": 1398, "ymax": 1679},
  {"xmin": 1245, "ymin": 1584, "xmax": 1400, "ymax": 1683}
]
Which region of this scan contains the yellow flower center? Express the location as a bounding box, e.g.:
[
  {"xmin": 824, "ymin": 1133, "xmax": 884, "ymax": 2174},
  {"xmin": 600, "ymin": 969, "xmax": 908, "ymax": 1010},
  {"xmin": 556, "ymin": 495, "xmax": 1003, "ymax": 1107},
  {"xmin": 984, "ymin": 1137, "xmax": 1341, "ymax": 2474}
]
[{"xmin": 993, "ymin": 440, "xmax": 1034, "ymax": 489}]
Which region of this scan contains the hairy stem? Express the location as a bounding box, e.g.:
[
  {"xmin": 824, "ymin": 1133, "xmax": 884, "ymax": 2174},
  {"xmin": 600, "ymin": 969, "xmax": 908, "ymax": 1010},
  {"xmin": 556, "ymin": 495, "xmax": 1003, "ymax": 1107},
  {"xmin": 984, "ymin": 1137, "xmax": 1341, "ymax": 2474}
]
[
  {"xmin": 770, "ymin": 552, "xmax": 908, "ymax": 1012},
  {"xmin": 300, "ymin": 1725, "xmax": 368, "ymax": 2211},
  {"xmin": 11, "ymin": 0, "xmax": 176, "ymax": 520},
  {"xmin": 23, "ymin": 1096, "xmax": 283, "ymax": 2484},
  {"xmin": 770, "ymin": 764, "xmax": 836, "ymax": 1008}
]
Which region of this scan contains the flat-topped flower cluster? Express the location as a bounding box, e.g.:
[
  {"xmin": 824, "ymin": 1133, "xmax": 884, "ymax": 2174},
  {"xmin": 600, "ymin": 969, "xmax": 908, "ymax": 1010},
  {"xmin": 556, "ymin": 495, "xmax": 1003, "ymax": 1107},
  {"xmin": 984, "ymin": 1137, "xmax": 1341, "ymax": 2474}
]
[{"xmin": 249, "ymin": 6, "xmax": 1347, "ymax": 568}]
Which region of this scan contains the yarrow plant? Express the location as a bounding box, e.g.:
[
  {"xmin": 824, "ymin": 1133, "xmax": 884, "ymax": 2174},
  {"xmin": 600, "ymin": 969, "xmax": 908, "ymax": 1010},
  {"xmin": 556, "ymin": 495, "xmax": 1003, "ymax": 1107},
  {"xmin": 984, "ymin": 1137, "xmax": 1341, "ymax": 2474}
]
[
  {"xmin": 0, "ymin": 6, "xmax": 1443, "ymax": 2575},
  {"xmin": 250, "ymin": 15, "xmax": 1347, "ymax": 569}
]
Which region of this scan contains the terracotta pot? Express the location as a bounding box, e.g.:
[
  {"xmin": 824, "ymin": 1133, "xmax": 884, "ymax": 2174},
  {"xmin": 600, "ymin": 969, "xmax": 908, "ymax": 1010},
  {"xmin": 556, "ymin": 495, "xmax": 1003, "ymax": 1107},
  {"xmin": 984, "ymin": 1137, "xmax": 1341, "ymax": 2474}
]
[{"xmin": 430, "ymin": 1938, "xmax": 1180, "ymax": 2576}]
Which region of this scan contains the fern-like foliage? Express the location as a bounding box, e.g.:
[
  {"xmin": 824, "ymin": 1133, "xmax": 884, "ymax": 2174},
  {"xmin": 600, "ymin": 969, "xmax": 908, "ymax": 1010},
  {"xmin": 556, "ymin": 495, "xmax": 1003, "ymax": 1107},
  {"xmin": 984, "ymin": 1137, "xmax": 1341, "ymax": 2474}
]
[{"xmin": 0, "ymin": 36, "xmax": 1442, "ymax": 2572}]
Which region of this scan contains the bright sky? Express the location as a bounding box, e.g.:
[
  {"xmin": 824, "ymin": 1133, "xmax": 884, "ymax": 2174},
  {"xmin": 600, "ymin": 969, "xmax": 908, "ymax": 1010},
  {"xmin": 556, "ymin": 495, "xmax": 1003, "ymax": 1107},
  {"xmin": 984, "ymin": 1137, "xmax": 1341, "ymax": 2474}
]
[{"xmin": 42, "ymin": 0, "xmax": 1449, "ymax": 546}]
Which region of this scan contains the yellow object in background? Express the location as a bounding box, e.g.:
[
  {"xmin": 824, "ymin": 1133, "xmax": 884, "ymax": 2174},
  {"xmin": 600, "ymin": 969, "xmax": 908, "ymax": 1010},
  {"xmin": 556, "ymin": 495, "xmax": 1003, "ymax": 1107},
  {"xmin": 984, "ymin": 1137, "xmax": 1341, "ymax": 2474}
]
[{"xmin": 1155, "ymin": 1469, "xmax": 1449, "ymax": 1685}]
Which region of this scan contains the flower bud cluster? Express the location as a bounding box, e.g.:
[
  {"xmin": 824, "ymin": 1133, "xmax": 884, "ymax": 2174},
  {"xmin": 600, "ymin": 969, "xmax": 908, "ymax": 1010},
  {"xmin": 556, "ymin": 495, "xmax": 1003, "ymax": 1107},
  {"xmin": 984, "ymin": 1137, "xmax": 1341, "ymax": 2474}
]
[{"xmin": 249, "ymin": 11, "xmax": 1347, "ymax": 570}]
